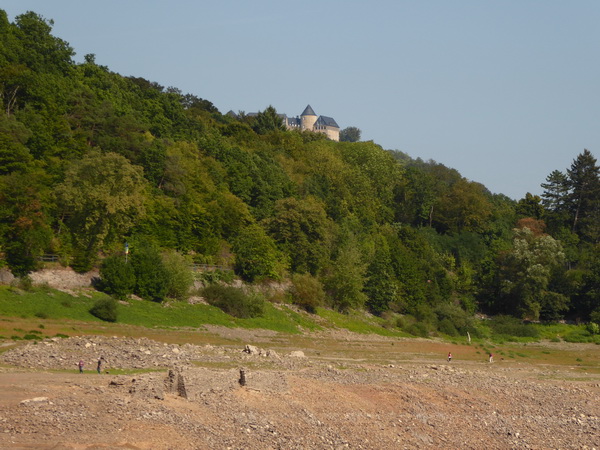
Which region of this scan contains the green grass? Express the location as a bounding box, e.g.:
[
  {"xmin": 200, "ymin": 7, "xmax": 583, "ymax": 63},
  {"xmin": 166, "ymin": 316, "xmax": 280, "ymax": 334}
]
[
  {"xmin": 1, "ymin": 285, "xmax": 598, "ymax": 350},
  {"xmin": 0, "ymin": 285, "xmax": 321, "ymax": 335},
  {"xmin": 315, "ymin": 308, "xmax": 405, "ymax": 337},
  {"xmin": 532, "ymin": 322, "xmax": 600, "ymax": 344}
]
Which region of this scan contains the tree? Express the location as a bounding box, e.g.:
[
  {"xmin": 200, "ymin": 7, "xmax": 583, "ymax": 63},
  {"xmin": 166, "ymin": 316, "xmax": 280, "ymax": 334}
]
[
  {"xmin": 566, "ymin": 149, "xmax": 600, "ymax": 243},
  {"xmin": 364, "ymin": 235, "xmax": 397, "ymax": 315},
  {"xmin": 541, "ymin": 170, "xmax": 569, "ymax": 214},
  {"xmin": 515, "ymin": 193, "xmax": 544, "ymax": 219},
  {"xmin": 265, "ymin": 197, "xmax": 333, "ymax": 275},
  {"xmin": 339, "ymin": 126, "xmax": 361, "ymax": 142},
  {"xmin": 290, "ymin": 273, "xmax": 325, "ymax": 313},
  {"xmin": 130, "ymin": 243, "xmax": 169, "ymax": 302},
  {"xmin": 162, "ymin": 249, "xmax": 194, "ymax": 301},
  {"xmin": 0, "ymin": 130, "xmax": 32, "ymax": 175},
  {"xmin": 496, "ymin": 228, "xmax": 567, "ymax": 320},
  {"xmin": 99, "ymin": 254, "xmax": 135, "ymax": 299},
  {"xmin": 56, "ymin": 151, "xmax": 146, "ymax": 271},
  {"xmin": 541, "ymin": 169, "xmax": 570, "ymax": 233},
  {"xmin": 13, "ymin": 11, "xmax": 74, "ymax": 74},
  {"xmin": 434, "ymin": 179, "xmax": 492, "ymax": 233},
  {"xmin": 233, "ymin": 224, "xmax": 286, "ymax": 282},
  {"xmin": 0, "ymin": 171, "xmax": 52, "ymax": 276},
  {"xmin": 252, "ymin": 105, "xmax": 285, "ymax": 135},
  {"xmin": 323, "ymin": 234, "xmax": 367, "ymax": 312}
]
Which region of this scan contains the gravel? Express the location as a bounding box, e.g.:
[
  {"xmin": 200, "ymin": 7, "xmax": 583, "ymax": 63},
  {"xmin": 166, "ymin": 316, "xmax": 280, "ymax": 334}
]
[{"xmin": 0, "ymin": 335, "xmax": 598, "ymax": 449}]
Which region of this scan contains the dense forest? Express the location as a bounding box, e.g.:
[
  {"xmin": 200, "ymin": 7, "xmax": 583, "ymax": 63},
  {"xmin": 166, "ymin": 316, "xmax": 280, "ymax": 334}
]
[{"xmin": 1, "ymin": 11, "xmax": 598, "ymax": 330}]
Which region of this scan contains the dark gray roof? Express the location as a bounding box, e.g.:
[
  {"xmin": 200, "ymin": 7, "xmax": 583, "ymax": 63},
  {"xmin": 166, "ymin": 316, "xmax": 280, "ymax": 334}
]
[
  {"xmin": 301, "ymin": 105, "xmax": 317, "ymax": 116},
  {"xmin": 315, "ymin": 115, "xmax": 339, "ymax": 128},
  {"xmin": 286, "ymin": 117, "xmax": 301, "ymax": 127}
]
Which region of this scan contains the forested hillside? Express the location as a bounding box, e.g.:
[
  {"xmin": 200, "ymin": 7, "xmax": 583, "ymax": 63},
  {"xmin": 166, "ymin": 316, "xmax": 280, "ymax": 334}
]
[{"xmin": 1, "ymin": 11, "xmax": 598, "ymax": 328}]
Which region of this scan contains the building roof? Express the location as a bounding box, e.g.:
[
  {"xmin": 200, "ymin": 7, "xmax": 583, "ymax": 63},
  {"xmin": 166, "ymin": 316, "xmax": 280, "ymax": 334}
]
[
  {"xmin": 301, "ymin": 105, "xmax": 317, "ymax": 116},
  {"xmin": 315, "ymin": 115, "xmax": 339, "ymax": 128},
  {"xmin": 286, "ymin": 116, "xmax": 301, "ymax": 127}
]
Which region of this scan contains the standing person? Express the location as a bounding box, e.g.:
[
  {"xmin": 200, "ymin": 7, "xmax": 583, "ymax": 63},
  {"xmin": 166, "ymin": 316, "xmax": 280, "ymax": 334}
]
[
  {"xmin": 447, "ymin": 352, "xmax": 452, "ymax": 362},
  {"xmin": 78, "ymin": 360, "xmax": 84, "ymax": 374},
  {"xmin": 489, "ymin": 353, "xmax": 494, "ymax": 363},
  {"xmin": 97, "ymin": 356, "xmax": 105, "ymax": 374}
]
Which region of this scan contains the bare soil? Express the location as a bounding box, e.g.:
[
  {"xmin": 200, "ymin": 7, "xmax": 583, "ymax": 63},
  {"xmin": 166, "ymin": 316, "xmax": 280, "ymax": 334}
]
[{"xmin": 0, "ymin": 327, "xmax": 599, "ymax": 449}]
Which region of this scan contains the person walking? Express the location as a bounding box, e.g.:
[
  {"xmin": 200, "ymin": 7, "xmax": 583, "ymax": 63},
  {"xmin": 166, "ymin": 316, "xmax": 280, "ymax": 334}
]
[
  {"xmin": 78, "ymin": 360, "xmax": 84, "ymax": 374},
  {"xmin": 489, "ymin": 353, "xmax": 494, "ymax": 363},
  {"xmin": 447, "ymin": 352, "xmax": 452, "ymax": 362}
]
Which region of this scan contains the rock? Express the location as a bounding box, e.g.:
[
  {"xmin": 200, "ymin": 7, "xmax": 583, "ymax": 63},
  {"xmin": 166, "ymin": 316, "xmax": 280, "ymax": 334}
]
[
  {"xmin": 20, "ymin": 397, "xmax": 49, "ymax": 405},
  {"xmin": 244, "ymin": 345, "xmax": 260, "ymax": 355},
  {"xmin": 289, "ymin": 351, "xmax": 306, "ymax": 358}
]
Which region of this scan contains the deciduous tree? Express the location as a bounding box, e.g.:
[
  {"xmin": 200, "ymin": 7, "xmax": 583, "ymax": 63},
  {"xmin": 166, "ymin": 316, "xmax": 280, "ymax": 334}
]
[{"xmin": 56, "ymin": 151, "xmax": 146, "ymax": 271}]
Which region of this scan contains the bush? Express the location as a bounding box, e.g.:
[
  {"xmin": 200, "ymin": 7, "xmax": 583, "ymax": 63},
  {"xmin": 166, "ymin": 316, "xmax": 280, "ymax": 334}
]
[
  {"xmin": 89, "ymin": 298, "xmax": 118, "ymax": 322},
  {"xmin": 17, "ymin": 276, "xmax": 33, "ymax": 292},
  {"xmin": 201, "ymin": 284, "xmax": 264, "ymax": 318},
  {"xmin": 434, "ymin": 303, "xmax": 479, "ymax": 337},
  {"xmin": 197, "ymin": 269, "xmax": 235, "ymax": 285},
  {"xmin": 562, "ymin": 326, "xmax": 593, "ymax": 343},
  {"xmin": 585, "ymin": 322, "xmax": 599, "ymax": 335},
  {"xmin": 438, "ymin": 318, "xmax": 459, "ymax": 336},
  {"xmin": 99, "ymin": 255, "xmax": 135, "ymax": 299},
  {"xmin": 162, "ymin": 250, "xmax": 194, "ymax": 301},
  {"xmin": 233, "ymin": 224, "xmax": 286, "ymax": 282},
  {"xmin": 489, "ymin": 315, "xmax": 539, "ymax": 338},
  {"xmin": 406, "ymin": 322, "xmax": 430, "ymax": 337},
  {"xmin": 290, "ymin": 273, "xmax": 325, "ymax": 313},
  {"xmin": 410, "ymin": 304, "xmax": 437, "ymax": 327},
  {"xmin": 131, "ymin": 244, "xmax": 169, "ymax": 302}
]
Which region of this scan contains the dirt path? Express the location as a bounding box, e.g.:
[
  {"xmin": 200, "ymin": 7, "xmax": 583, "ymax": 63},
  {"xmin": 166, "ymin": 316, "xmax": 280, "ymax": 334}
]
[{"xmin": 0, "ymin": 332, "xmax": 599, "ymax": 449}]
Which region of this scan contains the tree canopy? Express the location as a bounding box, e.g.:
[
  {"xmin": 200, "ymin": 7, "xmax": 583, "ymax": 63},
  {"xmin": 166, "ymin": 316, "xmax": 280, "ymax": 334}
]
[{"xmin": 0, "ymin": 9, "xmax": 598, "ymax": 323}]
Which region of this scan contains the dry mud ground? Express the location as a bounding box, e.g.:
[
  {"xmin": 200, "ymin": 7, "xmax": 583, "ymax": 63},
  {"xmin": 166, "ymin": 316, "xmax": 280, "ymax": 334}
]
[{"xmin": 0, "ymin": 327, "xmax": 599, "ymax": 450}]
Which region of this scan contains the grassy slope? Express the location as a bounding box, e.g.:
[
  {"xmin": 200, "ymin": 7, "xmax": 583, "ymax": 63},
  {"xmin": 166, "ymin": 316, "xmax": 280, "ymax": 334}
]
[{"xmin": 0, "ymin": 286, "xmax": 598, "ymax": 374}]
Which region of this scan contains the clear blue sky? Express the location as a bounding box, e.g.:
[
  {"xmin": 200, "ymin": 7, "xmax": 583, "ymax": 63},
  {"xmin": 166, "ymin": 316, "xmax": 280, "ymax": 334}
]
[{"xmin": 3, "ymin": 1, "xmax": 599, "ymax": 200}]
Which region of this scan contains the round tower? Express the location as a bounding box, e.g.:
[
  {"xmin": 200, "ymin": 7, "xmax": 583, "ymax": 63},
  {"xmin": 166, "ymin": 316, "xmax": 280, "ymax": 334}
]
[{"xmin": 300, "ymin": 105, "xmax": 318, "ymax": 132}]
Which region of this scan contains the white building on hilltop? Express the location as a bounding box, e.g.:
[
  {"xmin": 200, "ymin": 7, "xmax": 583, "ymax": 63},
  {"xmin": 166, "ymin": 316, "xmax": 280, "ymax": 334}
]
[{"xmin": 282, "ymin": 105, "xmax": 340, "ymax": 141}]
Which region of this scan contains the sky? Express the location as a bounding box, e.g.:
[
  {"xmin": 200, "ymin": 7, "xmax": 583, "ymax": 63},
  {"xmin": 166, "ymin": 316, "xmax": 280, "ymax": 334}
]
[{"xmin": 3, "ymin": 1, "xmax": 600, "ymax": 199}]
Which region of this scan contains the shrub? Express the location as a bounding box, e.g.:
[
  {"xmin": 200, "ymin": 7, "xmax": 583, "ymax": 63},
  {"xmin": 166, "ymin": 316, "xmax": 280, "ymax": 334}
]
[
  {"xmin": 197, "ymin": 269, "xmax": 235, "ymax": 285},
  {"xmin": 233, "ymin": 224, "xmax": 285, "ymax": 282},
  {"xmin": 201, "ymin": 285, "xmax": 264, "ymax": 319},
  {"xmin": 130, "ymin": 244, "xmax": 169, "ymax": 302},
  {"xmin": 587, "ymin": 322, "xmax": 600, "ymax": 335},
  {"xmin": 18, "ymin": 276, "xmax": 33, "ymax": 292},
  {"xmin": 434, "ymin": 303, "xmax": 479, "ymax": 337},
  {"xmin": 489, "ymin": 315, "xmax": 539, "ymax": 338},
  {"xmin": 89, "ymin": 298, "xmax": 118, "ymax": 322},
  {"xmin": 290, "ymin": 273, "xmax": 325, "ymax": 313},
  {"xmin": 438, "ymin": 318, "xmax": 459, "ymax": 336},
  {"xmin": 406, "ymin": 322, "xmax": 429, "ymax": 338},
  {"xmin": 162, "ymin": 250, "xmax": 194, "ymax": 301},
  {"xmin": 562, "ymin": 327, "xmax": 592, "ymax": 343},
  {"xmin": 410, "ymin": 304, "xmax": 437, "ymax": 327},
  {"xmin": 23, "ymin": 334, "xmax": 42, "ymax": 340},
  {"xmin": 99, "ymin": 255, "xmax": 135, "ymax": 299}
]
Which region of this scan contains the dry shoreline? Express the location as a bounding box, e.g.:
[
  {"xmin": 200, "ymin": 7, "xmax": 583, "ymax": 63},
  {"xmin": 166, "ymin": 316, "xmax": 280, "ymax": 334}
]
[{"xmin": 0, "ymin": 331, "xmax": 598, "ymax": 449}]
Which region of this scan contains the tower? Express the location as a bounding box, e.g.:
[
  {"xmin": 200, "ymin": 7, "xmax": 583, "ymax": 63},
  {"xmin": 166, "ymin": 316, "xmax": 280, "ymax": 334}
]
[{"xmin": 300, "ymin": 105, "xmax": 318, "ymax": 132}]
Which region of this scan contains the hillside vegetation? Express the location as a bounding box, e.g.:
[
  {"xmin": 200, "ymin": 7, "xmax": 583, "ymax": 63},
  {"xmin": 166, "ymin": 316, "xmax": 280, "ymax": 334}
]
[{"xmin": 0, "ymin": 10, "xmax": 599, "ymax": 335}]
